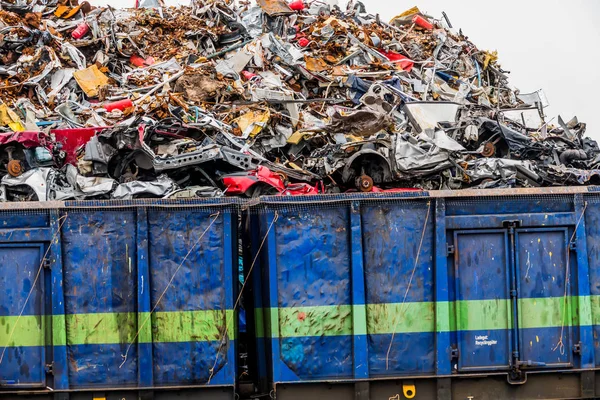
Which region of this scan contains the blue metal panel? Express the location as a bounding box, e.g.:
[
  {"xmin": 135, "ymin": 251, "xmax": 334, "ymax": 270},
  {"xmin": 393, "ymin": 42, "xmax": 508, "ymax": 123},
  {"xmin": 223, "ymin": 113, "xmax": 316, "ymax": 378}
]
[
  {"xmin": 446, "ymin": 197, "xmax": 573, "ymax": 216},
  {"xmin": 221, "ymin": 211, "xmax": 237, "ymax": 385},
  {"xmin": 67, "ymin": 344, "xmax": 137, "ymax": 387},
  {"xmin": 273, "ymin": 207, "xmax": 353, "ymax": 381},
  {"xmin": 279, "ymin": 336, "xmax": 353, "ymax": 379},
  {"xmin": 368, "ymin": 332, "xmax": 435, "ymax": 375},
  {"xmin": 275, "ymin": 208, "xmax": 351, "ymax": 308},
  {"xmin": 361, "ymin": 201, "xmax": 435, "ymax": 376},
  {"xmin": 434, "ymin": 199, "xmax": 452, "ymax": 375},
  {"xmin": 136, "ymin": 208, "xmax": 153, "ymax": 387},
  {"xmin": 0, "ymin": 212, "xmax": 48, "ymax": 229},
  {"xmin": 50, "ymin": 210, "xmax": 68, "ymax": 390},
  {"xmin": 584, "ymin": 199, "xmax": 600, "ymax": 366},
  {"xmin": 574, "ymin": 195, "xmax": 594, "ymax": 368},
  {"xmin": 515, "ymin": 228, "xmax": 572, "ymax": 367},
  {"xmin": 350, "ymin": 202, "xmax": 368, "ymax": 379},
  {"xmin": 454, "ymin": 230, "xmax": 512, "ymax": 371},
  {"xmin": 148, "ymin": 209, "xmax": 231, "ymax": 386},
  {"xmin": 153, "ymin": 342, "xmax": 225, "ymax": 385},
  {"xmin": 148, "ymin": 209, "xmax": 225, "ymax": 312},
  {"xmin": 0, "ymin": 243, "xmax": 45, "ymax": 387},
  {"xmin": 62, "ymin": 210, "xmax": 138, "ymax": 388}
]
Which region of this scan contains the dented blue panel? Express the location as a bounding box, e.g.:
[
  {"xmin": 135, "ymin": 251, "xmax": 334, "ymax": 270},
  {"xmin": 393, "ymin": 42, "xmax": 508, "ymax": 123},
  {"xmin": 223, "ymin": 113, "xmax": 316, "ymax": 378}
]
[
  {"xmin": 148, "ymin": 210, "xmax": 225, "ymax": 312},
  {"xmin": 516, "ymin": 228, "xmax": 573, "ymax": 368},
  {"xmin": 148, "ymin": 209, "xmax": 235, "ymax": 386},
  {"xmin": 0, "ymin": 201, "xmax": 236, "ymax": 393},
  {"xmin": 257, "ymin": 190, "xmax": 598, "ymax": 388},
  {"xmin": 274, "ymin": 208, "xmax": 353, "ymax": 381},
  {"xmin": 361, "ymin": 202, "xmax": 435, "ymax": 376},
  {"xmin": 275, "ymin": 210, "xmax": 351, "ymax": 308},
  {"xmin": 62, "ymin": 210, "xmax": 138, "ymax": 388}
]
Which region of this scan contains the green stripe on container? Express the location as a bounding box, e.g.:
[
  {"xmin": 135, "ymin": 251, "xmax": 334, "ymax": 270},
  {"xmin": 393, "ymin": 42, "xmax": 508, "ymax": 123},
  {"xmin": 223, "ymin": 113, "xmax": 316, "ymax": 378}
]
[
  {"xmin": 0, "ymin": 315, "xmax": 44, "ymax": 347},
  {"xmin": 66, "ymin": 312, "xmax": 137, "ymax": 345},
  {"xmin": 60, "ymin": 310, "xmax": 235, "ymax": 346},
  {"xmin": 53, "ymin": 314, "xmax": 66, "ymax": 346},
  {"xmin": 6, "ymin": 294, "xmax": 600, "ymax": 346},
  {"xmin": 367, "ymin": 302, "xmax": 435, "ymax": 334},
  {"xmin": 278, "ymin": 305, "xmax": 353, "ymax": 337},
  {"xmin": 577, "ymin": 295, "xmax": 592, "ymax": 327},
  {"xmin": 591, "ymin": 295, "xmax": 600, "ymax": 326},
  {"xmin": 436, "ymin": 301, "xmax": 451, "ymax": 333},
  {"xmin": 152, "ymin": 310, "xmax": 235, "ymax": 342},
  {"xmin": 519, "ymin": 297, "xmax": 571, "ymax": 329},
  {"xmin": 353, "ymin": 305, "xmax": 367, "ymax": 336},
  {"xmin": 456, "ymin": 299, "xmax": 512, "ymax": 331},
  {"xmin": 138, "ymin": 312, "xmax": 152, "ymax": 344}
]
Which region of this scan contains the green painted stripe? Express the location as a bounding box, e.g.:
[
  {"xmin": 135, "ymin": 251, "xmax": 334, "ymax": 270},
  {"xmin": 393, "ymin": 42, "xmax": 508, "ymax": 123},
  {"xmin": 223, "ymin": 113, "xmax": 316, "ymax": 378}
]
[
  {"xmin": 3, "ymin": 310, "xmax": 235, "ymax": 347},
  {"xmin": 591, "ymin": 295, "xmax": 600, "ymax": 326},
  {"xmin": 436, "ymin": 301, "xmax": 451, "ymax": 333},
  {"xmin": 264, "ymin": 295, "xmax": 600, "ymax": 338},
  {"xmin": 367, "ymin": 302, "xmax": 434, "ymax": 334},
  {"xmin": 519, "ymin": 297, "xmax": 571, "ymax": 329},
  {"xmin": 456, "ymin": 299, "xmax": 512, "ymax": 331},
  {"xmin": 0, "ymin": 315, "xmax": 45, "ymax": 347},
  {"xmin": 152, "ymin": 310, "xmax": 235, "ymax": 343},
  {"xmin": 138, "ymin": 312, "xmax": 152, "ymax": 344},
  {"xmin": 353, "ymin": 305, "xmax": 367, "ymax": 336},
  {"xmin": 53, "ymin": 314, "xmax": 66, "ymax": 346},
  {"xmin": 65, "ymin": 312, "xmax": 137, "ymax": 345},
  {"xmin": 5, "ymin": 294, "xmax": 600, "ymax": 346},
  {"xmin": 268, "ymin": 307, "xmax": 279, "ymax": 338},
  {"xmin": 578, "ymin": 295, "xmax": 593, "ymax": 327},
  {"xmin": 278, "ymin": 305, "xmax": 353, "ymax": 337}
]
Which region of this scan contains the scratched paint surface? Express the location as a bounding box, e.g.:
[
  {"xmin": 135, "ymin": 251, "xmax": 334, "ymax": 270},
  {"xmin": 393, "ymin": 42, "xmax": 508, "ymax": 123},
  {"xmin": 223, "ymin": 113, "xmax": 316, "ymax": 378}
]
[
  {"xmin": 516, "ymin": 229, "xmax": 572, "ymax": 366},
  {"xmin": 260, "ymin": 196, "xmax": 588, "ymax": 382},
  {"xmin": 454, "ymin": 231, "xmax": 511, "ymax": 370},
  {"xmin": 148, "ymin": 210, "xmax": 230, "ymax": 385},
  {"xmin": 274, "ymin": 209, "xmax": 352, "ymax": 380},
  {"xmin": 361, "ymin": 203, "xmax": 435, "ymax": 376},
  {"xmin": 62, "ymin": 211, "xmax": 138, "ymax": 387},
  {"xmin": 0, "ymin": 245, "xmax": 45, "ymax": 386}
]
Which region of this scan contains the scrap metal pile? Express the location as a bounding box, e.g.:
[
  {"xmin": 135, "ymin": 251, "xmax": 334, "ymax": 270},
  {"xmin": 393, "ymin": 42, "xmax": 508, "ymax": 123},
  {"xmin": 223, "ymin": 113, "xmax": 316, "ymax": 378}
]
[{"xmin": 0, "ymin": 0, "xmax": 598, "ymax": 200}]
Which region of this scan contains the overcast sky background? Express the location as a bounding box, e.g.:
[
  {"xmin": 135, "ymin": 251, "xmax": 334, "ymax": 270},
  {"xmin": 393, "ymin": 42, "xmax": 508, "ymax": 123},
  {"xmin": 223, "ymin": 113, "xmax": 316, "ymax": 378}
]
[{"xmin": 92, "ymin": 0, "xmax": 600, "ymax": 140}]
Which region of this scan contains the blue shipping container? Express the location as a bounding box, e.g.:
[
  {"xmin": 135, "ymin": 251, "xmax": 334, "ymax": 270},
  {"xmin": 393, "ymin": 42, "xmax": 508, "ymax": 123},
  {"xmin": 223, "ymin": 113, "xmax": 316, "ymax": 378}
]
[
  {"xmin": 251, "ymin": 187, "xmax": 600, "ymax": 400},
  {"xmin": 0, "ymin": 199, "xmax": 237, "ymax": 399}
]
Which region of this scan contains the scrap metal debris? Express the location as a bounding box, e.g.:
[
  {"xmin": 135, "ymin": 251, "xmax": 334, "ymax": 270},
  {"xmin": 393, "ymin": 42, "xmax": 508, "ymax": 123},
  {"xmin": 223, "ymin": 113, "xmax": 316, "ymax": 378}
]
[{"xmin": 0, "ymin": 0, "xmax": 597, "ymax": 200}]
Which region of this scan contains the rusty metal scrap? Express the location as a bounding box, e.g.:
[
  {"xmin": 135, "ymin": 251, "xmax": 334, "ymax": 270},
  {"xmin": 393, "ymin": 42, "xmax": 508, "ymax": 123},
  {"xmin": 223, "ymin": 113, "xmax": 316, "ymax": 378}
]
[{"xmin": 0, "ymin": 0, "xmax": 596, "ymax": 201}]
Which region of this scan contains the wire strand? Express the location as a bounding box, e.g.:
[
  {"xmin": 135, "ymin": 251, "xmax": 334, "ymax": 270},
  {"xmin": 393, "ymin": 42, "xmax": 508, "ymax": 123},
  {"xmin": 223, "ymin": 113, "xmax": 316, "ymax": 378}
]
[
  {"xmin": 385, "ymin": 203, "xmax": 431, "ymax": 370},
  {"xmin": 119, "ymin": 212, "xmax": 221, "ymax": 368},
  {"xmin": 553, "ymin": 201, "xmax": 587, "ymax": 354},
  {"xmin": 207, "ymin": 211, "xmax": 279, "ymax": 383}
]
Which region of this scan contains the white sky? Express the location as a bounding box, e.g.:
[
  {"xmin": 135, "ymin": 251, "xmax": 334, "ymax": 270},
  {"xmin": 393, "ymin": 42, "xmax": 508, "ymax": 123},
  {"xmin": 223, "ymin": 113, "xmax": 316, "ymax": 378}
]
[{"xmin": 92, "ymin": 0, "xmax": 600, "ymax": 140}]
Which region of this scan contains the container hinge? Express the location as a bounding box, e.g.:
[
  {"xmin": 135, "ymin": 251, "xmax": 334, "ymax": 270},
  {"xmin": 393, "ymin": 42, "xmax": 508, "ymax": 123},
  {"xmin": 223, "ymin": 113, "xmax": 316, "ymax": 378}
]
[
  {"xmin": 446, "ymin": 244, "xmax": 455, "ymax": 256},
  {"xmin": 569, "ymin": 240, "xmax": 577, "ymax": 251},
  {"xmin": 45, "ymin": 362, "xmax": 54, "ymax": 375},
  {"xmin": 450, "ymin": 347, "xmax": 459, "ymax": 360},
  {"xmin": 573, "ymin": 341, "xmax": 582, "ymax": 355},
  {"xmin": 510, "ymin": 289, "xmax": 517, "ymax": 298},
  {"xmin": 43, "ymin": 258, "xmax": 51, "ymax": 269}
]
